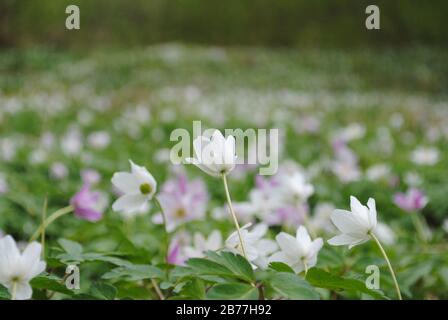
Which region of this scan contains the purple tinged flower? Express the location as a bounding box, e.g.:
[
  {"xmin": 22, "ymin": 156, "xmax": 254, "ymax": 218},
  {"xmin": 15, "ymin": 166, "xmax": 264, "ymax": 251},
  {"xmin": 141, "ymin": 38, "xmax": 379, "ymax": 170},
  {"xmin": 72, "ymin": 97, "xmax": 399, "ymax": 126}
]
[
  {"xmin": 70, "ymin": 183, "xmax": 105, "ymax": 222},
  {"xmin": 393, "ymin": 188, "xmax": 428, "ymax": 212},
  {"xmin": 152, "ymin": 173, "xmax": 209, "ymax": 231}
]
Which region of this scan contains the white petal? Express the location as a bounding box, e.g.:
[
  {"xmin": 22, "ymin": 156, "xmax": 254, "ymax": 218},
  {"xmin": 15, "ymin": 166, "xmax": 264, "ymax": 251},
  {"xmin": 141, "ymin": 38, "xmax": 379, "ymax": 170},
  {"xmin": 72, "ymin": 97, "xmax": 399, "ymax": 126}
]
[
  {"xmin": 296, "ymin": 226, "xmax": 311, "ymax": 246},
  {"xmin": 12, "ymin": 281, "xmax": 33, "ymax": 300},
  {"xmin": 207, "ymin": 231, "xmax": 222, "ymax": 250},
  {"xmin": 328, "ymin": 234, "xmax": 367, "ymax": 248},
  {"xmin": 112, "ymin": 194, "xmax": 147, "ymax": 213},
  {"xmin": 269, "ymin": 251, "xmax": 294, "ymax": 265},
  {"xmin": 367, "ymin": 198, "xmax": 377, "ymax": 228},
  {"xmin": 350, "ymin": 196, "xmax": 370, "ymax": 227},
  {"xmin": 129, "ymin": 160, "xmax": 157, "ymax": 189},
  {"xmin": 331, "ymin": 209, "xmax": 364, "ymax": 235},
  {"xmin": 111, "ymin": 172, "xmax": 139, "ymax": 193},
  {"xmin": 20, "ymin": 242, "xmax": 46, "ymax": 280},
  {"xmin": 275, "ymin": 232, "xmax": 299, "ymax": 256}
]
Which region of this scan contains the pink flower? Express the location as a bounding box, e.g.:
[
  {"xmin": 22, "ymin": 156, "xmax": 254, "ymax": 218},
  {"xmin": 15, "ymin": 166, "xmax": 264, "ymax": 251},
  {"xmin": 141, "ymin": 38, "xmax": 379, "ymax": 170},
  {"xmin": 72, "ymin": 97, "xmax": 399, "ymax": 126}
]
[
  {"xmin": 70, "ymin": 183, "xmax": 105, "ymax": 222},
  {"xmin": 393, "ymin": 188, "xmax": 428, "ymax": 212},
  {"xmin": 153, "ymin": 173, "xmax": 208, "ymax": 231}
]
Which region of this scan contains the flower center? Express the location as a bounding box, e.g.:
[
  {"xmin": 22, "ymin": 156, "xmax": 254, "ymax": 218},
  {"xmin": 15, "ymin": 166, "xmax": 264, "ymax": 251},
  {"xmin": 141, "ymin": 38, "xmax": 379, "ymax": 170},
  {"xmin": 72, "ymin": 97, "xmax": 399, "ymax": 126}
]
[
  {"xmin": 139, "ymin": 183, "xmax": 152, "ymax": 195},
  {"xmin": 175, "ymin": 208, "xmax": 186, "ymax": 218}
]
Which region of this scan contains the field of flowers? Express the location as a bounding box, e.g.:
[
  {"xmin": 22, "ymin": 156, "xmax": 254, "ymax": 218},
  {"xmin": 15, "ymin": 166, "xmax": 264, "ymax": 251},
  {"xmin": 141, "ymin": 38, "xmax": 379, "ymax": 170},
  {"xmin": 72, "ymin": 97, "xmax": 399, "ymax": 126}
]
[{"xmin": 0, "ymin": 44, "xmax": 447, "ymax": 300}]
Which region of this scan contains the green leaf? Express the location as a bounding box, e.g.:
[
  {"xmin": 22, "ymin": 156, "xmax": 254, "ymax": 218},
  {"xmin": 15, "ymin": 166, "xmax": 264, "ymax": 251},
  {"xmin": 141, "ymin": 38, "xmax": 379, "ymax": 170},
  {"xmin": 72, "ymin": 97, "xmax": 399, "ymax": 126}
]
[
  {"xmin": 186, "ymin": 258, "xmax": 235, "ymax": 279},
  {"xmin": 207, "ymin": 283, "xmax": 259, "ymax": 300},
  {"xmin": 180, "ymin": 278, "xmax": 206, "ymax": 300},
  {"xmin": 102, "ymin": 264, "xmax": 164, "ymax": 281},
  {"xmin": 0, "ymin": 284, "xmax": 10, "ymax": 300},
  {"xmin": 206, "ymin": 251, "xmax": 255, "ymax": 282},
  {"xmin": 268, "ymin": 262, "xmax": 295, "ymax": 273},
  {"xmin": 57, "ymin": 238, "xmax": 84, "ymax": 262},
  {"xmin": 269, "ymin": 272, "xmax": 320, "ymax": 300},
  {"xmin": 90, "ymin": 282, "xmax": 117, "ymax": 300},
  {"xmin": 30, "ymin": 274, "xmax": 75, "ymax": 296},
  {"xmin": 306, "ymin": 268, "xmax": 388, "ymax": 300}
]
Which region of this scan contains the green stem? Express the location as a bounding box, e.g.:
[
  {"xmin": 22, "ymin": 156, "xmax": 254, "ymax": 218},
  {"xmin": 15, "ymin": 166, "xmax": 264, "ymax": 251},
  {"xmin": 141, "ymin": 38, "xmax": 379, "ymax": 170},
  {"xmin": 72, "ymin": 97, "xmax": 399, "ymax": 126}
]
[
  {"xmin": 370, "ymin": 232, "xmax": 403, "ymax": 300},
  {"xmin": 29, "ymin": 205, "xmax": 74, "ymax": 242},
  {"xmin": 150, "ymin": 278, "xmax": 165, "ymax": 300},
  {"xmin": 11, "ymin": 281, "xmax": 17, "ymax": 300},
  {"xmin": 222, "ymin": 173, "xmax": 247, "ymax": 259},
  {"xmin": 41, "ymin": 196, "xmax": 48, "ymax": 259},
  {"xmin": 153, "ymin": 197, "xmax": 169, "ymax": 264},
  {"xmin": 410, "ymin": 212, "xmax": 428, "ymax": 243}
]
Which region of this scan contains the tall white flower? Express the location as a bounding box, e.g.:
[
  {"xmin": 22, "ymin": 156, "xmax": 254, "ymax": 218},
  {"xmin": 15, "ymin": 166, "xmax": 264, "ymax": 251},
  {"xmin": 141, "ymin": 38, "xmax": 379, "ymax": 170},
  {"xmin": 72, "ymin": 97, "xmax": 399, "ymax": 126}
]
[
  {"xmin": 269, "ymin": 226, "xmax": 323, "ymax": 273},
  {"xmin": 184, "ymin": 230, "xmax": 223, "ymax": 259},
  {"xmin": 0, "ymin": 236, "xmax": 46, "ymax": 300},
  {"xmin": 111, "ymin": 160, "xmax": 157, "ymax": 214},
  {"xmin": 186, "ymin": 130, "xmax": 237, "ymax": 177},
  {"xmin": 328, "ymin": 196, "xmax": 377, "ymax": 249},
  {"xmin": 225, "ymin": 223, "xmax": 277, "ymax": 269}
]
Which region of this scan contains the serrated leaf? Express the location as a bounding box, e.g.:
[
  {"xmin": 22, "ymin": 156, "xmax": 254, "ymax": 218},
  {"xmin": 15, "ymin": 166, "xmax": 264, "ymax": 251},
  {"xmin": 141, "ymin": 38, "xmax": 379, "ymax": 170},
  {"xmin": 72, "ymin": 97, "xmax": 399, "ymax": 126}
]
[
  {"xmin": 186, "ymin": 258, "xmax": 235, "ymax": 278},
  {"xmin": 180, "ymin": 278, "xmax": 206, "ymax": 300},
  {"xmin": 102, "ymin": 264, "xmax": 164, "ymax": 281},
  {"xmin": 0, "ymin": 284, "xmax": 10, "ymax": 300},
  {"xmin": 57, "ymin": 239, "xmax": 84, "ymax": 262},
  {"xmin": 206, "ymin": 251, "xmax": 255, "ymax": 282},
  {"xmin": 30, "ymin": 274, "xmax": 75, "ymax": 296},
  {"xmin": 268, "ymin": 262, "xmax": 295, "ymax": 273},
  {"xmin": 269, "ymin": 272, "xmax": 320, "ymax": 300},
  {"xmin": 90, "ymin": 282, "xmax": 117, "ymax": 300},
  {"xmin": 207, "ymin": 283, "xmax": 259, "ymax": 300},
  {"xmin": 306, "ymin": 268, "xmax": 388, "ymax": 300}
]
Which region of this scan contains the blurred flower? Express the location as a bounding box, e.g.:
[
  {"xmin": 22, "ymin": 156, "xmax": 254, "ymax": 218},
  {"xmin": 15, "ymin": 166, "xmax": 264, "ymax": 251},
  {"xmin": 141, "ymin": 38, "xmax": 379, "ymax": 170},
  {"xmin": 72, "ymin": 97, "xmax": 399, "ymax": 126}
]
[
  {"xmin": 404, "ymin": 171, "xmax": 423, "ymax": 187},
  {"xmin": 167, "ymin": 232, "xmax": 190, "ymax": 265},
  {"xmin": 374, "ymin": 223, "xmax": 396, "ymax": 246},
  {"xmin": 281, "ymin": 171, "xmax": 314, "ymax": 202},
  {"xmin": 87, "ymin": 131, "xmax": 111, "ymax": 150},
  {"xmin": 443, "ymin": 220, "xmax": 448, "ymax": 234},
  {"xmin": 0, "ymin": 235, "xmax": 46, "ymax": 300},
  {"xmin": 366, "ymin": 164, "xmax": 391, "ymax": 182},
  {"xmin": 186, "ymin": 130, "xmax": 236, "ymax": 177},
  {"xmin": 411, "ymin": 146, "xmax": 440, "ymax": 166},
  {"xmin": 61, "ymin": 127, "xmax": 83, "ymax": 156},
  {"xmin": 50, "ymin": 162, "xmax": 69, "ymax": 180},
  {"xmin": 70, "ymin": 183, "xmax": 106, "ymax": 222},
  {"xmin": 152, "ymin": 173, "xmax": 208, "ymax": 231},
  {"xmin": 225, "ymin": 223, "xmax": 277, "ymax": 268},
  {"xmin": 393, "ymin": 188, "xmax": 428, "ymax": 212},
  {"xmin": 269, "ymin": 226, "xmax": 323, "ymax": 273},
  {"xmin": 336, "ymin": 123, "xmax": 366, "ymax": 142},
  {"xmin": 184, "ymin": 230, "xmax": 223, "ymax": 259},
  {"xmin": 309, "ymin": 202, "xmax": 336, "ymax": 233},
  {"xmin": 328, "ymin": 196, "xmax": 377, "ymax": 249},
  {"xmin": 111, "ymin": 160, "xmax": 157, "ymax": 214},
  {"xmin": 81, "ymin": 168, "xmax": 101, "ymax": 185}
]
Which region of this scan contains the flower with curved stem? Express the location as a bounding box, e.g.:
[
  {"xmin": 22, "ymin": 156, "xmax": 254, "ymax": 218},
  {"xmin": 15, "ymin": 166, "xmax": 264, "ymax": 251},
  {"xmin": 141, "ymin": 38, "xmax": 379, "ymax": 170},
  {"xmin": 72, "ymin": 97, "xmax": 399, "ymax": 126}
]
[
  {"xmin": 0, "ymin": 235, "xmax": 46, "ymax": 300},
  {"xmin": 111, "ymin": 160, "xmax": 157, "ymax": 214},
  {"xmin": 269, "ymin": 226, "xmax": 323, "ymax": 274},
  {"xmin": 328, "ymin": 196, "xmax": 402, "ymax": 300}
]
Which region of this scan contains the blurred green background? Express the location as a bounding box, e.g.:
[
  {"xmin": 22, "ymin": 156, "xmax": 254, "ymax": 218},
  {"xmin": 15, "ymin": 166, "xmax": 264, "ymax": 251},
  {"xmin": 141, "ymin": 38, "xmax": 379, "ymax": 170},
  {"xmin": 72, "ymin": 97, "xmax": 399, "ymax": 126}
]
[{"xmin": 1, "ymin": 0, "xmax": 447, "ymax": 48}]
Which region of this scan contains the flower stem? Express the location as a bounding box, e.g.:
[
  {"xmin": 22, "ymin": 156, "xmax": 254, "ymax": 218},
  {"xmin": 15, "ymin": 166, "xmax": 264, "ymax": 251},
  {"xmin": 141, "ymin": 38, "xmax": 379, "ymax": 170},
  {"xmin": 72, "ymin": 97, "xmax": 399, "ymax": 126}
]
[
  {"xmin": 222, "ymin": 173, "xmax": 247, "ymax": 259},
  {"xmin": 370, "ymin": 232, "xmax": 403, "ymax": 300},
  {"xmin": 41, "ymin": 196, "xmax": 48, "ymax": 259},
  {"xmin": 11, "ymin": 281, "xmax": 17, "ymax": 300},
  {"xmin": 154, "ymin": 197, "xmax": 169, "ymax": 264},
  {"xmin": 150, "ymin": 278, "xmax": 165, "ymax": 300},
  {"xmin": 30, "ymin": 205, "xmax": 74, "ymax": 242},
  {"xmin": 411, "ymin": 212, "xmax": 428, "ymax": 243}
]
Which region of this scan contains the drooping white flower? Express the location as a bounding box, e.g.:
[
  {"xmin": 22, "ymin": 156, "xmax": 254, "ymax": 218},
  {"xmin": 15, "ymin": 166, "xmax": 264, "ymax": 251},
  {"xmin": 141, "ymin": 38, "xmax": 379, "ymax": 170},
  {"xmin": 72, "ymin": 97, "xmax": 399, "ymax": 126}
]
[
  {"xmin": 0, "ymin": 236, "xmax": 46, "ymax": 300},
  {"xmin": 186, "ymin": 130, "xmax": 237, "ymax": 177},
  {"xmin": 328, "ymin": 196, "xmax": 377, "ymax": 249},
  {"xmin": 225, "ymin": 223, "xmax": 277, "ymax": 269},
  {"xmin": 111, "ymin": 160, "xmax": 157, "ymax": 214},
  {"xmin": 184, "ymin": 230, "xmax": 223, "ymax": 259},
  {"xmin": 269, "ymin": 226, "xmax": 323, "ymax": 273}
]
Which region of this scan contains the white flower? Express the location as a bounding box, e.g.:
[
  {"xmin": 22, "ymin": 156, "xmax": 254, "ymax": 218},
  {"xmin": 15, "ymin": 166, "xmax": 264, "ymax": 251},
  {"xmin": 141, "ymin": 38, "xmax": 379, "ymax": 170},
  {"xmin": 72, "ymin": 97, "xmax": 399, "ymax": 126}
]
[
  {"xmin": 374, "ymin": 223, "xmax": 396, "ymax": 246},
  {"xmin": 330, "ymin": 160, "xmax": 361, "ymax": 183},
  {"xmin": 87, "ymin": 131, "xmax": 111, "ymax": 150},
  {"xmin": 411, "ymin": 147, "xmax": 440, "ymax": 166},
  {"xmin": 187, "ymin": 130, "xmax": 237, "ymax": 177},
  {"xmin": 184, "ymin": 231, "xmax": 223, "ymax": 259},
  {"xmin": 366, "ymin": 164, "xmax": 391, "ymax": 182},
  {"xmin": 225, "ymin": 223, "xmax": 277, "ymax": 269},
  {"xmin": 269, "ymin": 226, "xmax": 323, "ymax": 273},
  {"xmin": 282, "ymin": 171, "xmax": 314, "ymax": 201},
  {"xmin": 111, "ymin": 160, "xmax": 157, "ymax": 214},
  {"xmin": 50, "ymin": 162, "xmax": 69, "ymax": 180},
  {"xmin": 310, "ymin": 202, "xmax": 336, "ymax": 233},
  {"xmin": 443, "ymin": 219, "xmax": 448, "ymax": 234},
  {"xmin": 0, "ymin": 235, "xmax": 46, "ymax": 300},
  {"xmin": 328, "ymin": 196, "xmax": 377, "ymax": 249}
]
